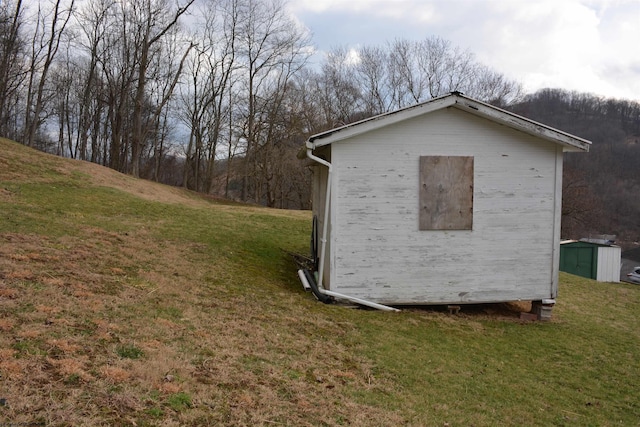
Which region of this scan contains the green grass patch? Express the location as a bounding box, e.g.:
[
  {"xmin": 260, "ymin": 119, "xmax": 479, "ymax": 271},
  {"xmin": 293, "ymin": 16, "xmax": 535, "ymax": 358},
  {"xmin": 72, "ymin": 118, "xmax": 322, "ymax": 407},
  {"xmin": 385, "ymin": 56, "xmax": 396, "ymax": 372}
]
[
  {"xmin": 115, "ymin": 344, "xmax": 145, "ymax": 359},
  {"xmin": 145, "ymin": 407, "xmax": 164, "ymax": 418},
  {"xmin": 12, "ymin": 338, "xmax": 46, "ymax": 357},
  {"xmin": 167, "ymin": 392, "xmax": 192, "ymax": 411}
]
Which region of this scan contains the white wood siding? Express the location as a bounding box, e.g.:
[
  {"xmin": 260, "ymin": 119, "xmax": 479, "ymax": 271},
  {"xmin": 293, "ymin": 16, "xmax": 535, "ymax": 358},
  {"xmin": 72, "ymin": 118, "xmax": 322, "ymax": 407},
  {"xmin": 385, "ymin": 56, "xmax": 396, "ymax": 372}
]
[
  {"xmin": 596, "ymin": 246, "xmax": 621, "ymax": 282},
  {"xmin": 329, "ymin": 108, "xmax": 561, "ymax": 304}
]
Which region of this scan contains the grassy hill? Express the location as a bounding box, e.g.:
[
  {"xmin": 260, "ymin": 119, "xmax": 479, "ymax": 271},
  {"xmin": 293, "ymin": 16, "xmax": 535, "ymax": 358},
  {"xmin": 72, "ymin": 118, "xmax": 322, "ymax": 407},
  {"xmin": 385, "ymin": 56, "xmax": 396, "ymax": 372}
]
[{"xmin": 1, "ymin": 138, "xmax": 639, "ymax": 426}]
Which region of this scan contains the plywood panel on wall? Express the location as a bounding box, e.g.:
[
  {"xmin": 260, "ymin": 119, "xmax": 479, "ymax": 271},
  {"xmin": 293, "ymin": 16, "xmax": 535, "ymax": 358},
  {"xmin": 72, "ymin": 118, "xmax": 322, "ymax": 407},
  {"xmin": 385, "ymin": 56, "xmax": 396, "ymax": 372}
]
[{"xmin": 419, "ymin": 156, "xmax": 474, "ymax": 230}]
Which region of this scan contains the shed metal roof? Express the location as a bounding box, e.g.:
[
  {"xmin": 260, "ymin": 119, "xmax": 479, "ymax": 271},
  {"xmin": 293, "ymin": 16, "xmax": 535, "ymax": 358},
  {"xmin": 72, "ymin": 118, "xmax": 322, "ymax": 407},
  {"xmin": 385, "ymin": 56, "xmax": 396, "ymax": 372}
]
[
  {"xmin": 561, "ymin": 240, "xmax": 619, "ymax": 248},
  {"xmin": 307, "ymin": 92, "xmax": 591, "ymax": 152}
]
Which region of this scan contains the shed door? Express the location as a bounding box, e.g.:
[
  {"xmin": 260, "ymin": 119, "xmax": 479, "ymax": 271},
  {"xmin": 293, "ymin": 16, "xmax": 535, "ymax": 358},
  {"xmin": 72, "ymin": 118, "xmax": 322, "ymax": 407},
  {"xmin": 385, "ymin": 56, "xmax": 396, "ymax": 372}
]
[{"xmin": 560, "ymin": 246, "xmax": 597, "ymax": 279}]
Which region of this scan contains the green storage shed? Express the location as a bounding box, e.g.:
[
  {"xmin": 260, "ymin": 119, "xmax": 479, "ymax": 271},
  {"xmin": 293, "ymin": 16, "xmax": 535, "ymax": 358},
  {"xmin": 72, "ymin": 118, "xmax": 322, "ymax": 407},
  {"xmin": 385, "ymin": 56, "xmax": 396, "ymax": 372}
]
[{"xmin": 559, "ymin": 240, "xmax": 621, "ymax": 282}]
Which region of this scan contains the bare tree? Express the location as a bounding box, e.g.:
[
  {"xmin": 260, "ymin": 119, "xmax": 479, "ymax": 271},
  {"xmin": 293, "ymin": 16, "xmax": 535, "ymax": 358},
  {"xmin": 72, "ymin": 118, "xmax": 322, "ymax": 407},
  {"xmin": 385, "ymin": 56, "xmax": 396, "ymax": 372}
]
[
  {"xmin": 180, "ymin": 0, "xmax": 238, "ymax": 192},
  {"xmin": 234, "ymin": 0, "xmax": 311, "ymax": 202},
  {"xmin": 561, "ymin": 165, "xmax": 603, "ymax": 238},
  {"xmin": 127, "ymin": 0, "xmax": 195, "ymax": 178},
  {"xmin": 23, "ymin": 0, "xmax": 75, "ymax": 148},
  {"xmin": 463, "ymin": 65, "xmax": 523, "ymax": 107},
  {"xmin": 387, "ymin": 39, "xmax": 424, "ymax": 108},
  {"xmin": 145, "ymin": 30, "xmax": 192, "ymax": 182},
  {"xmin": 74, "ymin": 0, "xmax": 113, "ymax": 161},
  {"xmin": 0, "ymin": 0, "xmax": 25, "ymax": 139},
  {"xmin": 49, "ymin": 47, "xmax": 78, "ymax": 158},
  {"xmin": 97, "ymin": 0, "xmax": 137, "ymax": 171},
  {"xmin": 354, "ymin": 45, "xmax": 392, "ymax": 115},
  {"xmin": 80, "ymin": 0, "xmax": 193, "ymax": 174},
  {"xmin": 318, "ymin": 47, "xmax": 363, "ymax": 126}
]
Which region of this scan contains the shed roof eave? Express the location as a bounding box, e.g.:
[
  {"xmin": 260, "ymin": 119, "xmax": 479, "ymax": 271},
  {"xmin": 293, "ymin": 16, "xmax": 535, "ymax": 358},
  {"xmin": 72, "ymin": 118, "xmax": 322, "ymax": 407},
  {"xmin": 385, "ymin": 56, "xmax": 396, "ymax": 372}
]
[
  {"xmin": 306, "ymin": 93, "xmax": 591, "ymax": 152},
  {"xmin": 307, "ymin": 94, "xmax": 456, "ymax": 148},
  {"xmin": 451, "ymin": 96, "xmax": 591, "ymax": 152}
]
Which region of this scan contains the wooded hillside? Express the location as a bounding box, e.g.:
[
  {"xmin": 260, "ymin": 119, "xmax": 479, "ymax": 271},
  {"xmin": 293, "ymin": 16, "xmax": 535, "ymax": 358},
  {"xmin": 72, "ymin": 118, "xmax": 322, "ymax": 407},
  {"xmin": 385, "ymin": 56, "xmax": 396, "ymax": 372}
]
[{"xmin": 509, "ymin": 89, "xmax": 640, "ymax": 246}]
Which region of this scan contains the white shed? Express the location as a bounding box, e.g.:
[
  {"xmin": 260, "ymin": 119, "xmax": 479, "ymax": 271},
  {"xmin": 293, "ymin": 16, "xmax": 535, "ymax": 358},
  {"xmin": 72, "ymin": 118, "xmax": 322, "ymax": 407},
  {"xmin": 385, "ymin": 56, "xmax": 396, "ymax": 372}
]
[{"xmin": 300, "ymin": 92, "xmax": 590, "ymax": 315}]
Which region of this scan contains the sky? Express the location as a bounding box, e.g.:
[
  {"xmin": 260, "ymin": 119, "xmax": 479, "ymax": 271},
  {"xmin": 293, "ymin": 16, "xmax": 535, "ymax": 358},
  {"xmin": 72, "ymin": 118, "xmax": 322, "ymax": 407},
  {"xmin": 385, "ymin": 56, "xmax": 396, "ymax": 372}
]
[{"xmin": 286, "ymin": 0, "xmax": 640, "ymax": 101}]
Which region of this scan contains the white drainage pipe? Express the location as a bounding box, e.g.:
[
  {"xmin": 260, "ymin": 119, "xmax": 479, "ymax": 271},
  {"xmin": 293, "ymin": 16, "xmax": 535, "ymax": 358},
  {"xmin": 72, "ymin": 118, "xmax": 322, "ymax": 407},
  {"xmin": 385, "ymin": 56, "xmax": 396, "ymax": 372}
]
[{"xmin": 298, "ymin": 269, "xmax": 400, "ymax": 312}]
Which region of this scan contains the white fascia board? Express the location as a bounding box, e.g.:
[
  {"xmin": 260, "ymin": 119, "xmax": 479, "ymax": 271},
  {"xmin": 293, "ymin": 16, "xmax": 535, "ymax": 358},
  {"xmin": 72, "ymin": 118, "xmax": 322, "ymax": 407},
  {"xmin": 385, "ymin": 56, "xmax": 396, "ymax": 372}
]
[
  {"xmin": 452, "ymin": 96, "xmax": 591, "ymax": 152},
  {"xmin": 307, "ymin": 95, "xmax": 456, "ymax": 149}
]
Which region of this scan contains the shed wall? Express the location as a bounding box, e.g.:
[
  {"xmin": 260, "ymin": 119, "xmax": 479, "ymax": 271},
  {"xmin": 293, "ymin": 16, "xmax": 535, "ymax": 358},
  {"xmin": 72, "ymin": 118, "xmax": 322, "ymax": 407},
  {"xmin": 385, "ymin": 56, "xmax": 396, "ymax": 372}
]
[
  {"xmin": 329, "ymin": 107, "xmax": 561, "ymax": 304},
  {"xmin": 596, "ymin": 246, "xmax": 621, "ymax": 282}
]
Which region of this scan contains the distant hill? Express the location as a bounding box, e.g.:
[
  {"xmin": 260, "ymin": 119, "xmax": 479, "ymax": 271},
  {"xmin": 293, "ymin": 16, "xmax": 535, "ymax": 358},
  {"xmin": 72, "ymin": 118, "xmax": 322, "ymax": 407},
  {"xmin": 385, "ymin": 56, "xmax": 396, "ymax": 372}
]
[{"xmin": 508, "ymin": 89, "xmax": 640, "ymax": 248}]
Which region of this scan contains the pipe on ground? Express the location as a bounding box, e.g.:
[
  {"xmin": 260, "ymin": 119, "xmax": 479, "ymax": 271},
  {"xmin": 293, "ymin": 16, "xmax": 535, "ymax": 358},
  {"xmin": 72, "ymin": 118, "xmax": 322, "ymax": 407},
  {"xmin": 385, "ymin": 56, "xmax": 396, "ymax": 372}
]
[{"xmin": 298, "ymin": 269, "xmax": 400, "ymax": 312}]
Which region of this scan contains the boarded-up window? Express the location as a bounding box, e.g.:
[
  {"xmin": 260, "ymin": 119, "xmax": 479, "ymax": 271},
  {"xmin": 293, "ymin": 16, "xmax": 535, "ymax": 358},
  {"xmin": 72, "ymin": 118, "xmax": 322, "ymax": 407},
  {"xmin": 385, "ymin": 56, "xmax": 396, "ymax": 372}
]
[{"xmin": 419, "ymin": 156, "xmax": 474, "ymax": 230}]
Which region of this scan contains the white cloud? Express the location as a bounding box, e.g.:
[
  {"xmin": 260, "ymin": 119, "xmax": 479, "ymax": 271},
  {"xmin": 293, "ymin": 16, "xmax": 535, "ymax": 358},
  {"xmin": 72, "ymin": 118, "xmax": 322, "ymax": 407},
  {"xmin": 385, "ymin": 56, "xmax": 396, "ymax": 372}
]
[
  {"xmin": 289, "ymin": 0, "xmax": 436, "ymax": 20},
  {"xmin": 468, "ymin": 0, "xmax": 605, "ymax": 92},
  {"xmin": 288, "ymin": 0, "xmax": 640, "ymax": 100}
]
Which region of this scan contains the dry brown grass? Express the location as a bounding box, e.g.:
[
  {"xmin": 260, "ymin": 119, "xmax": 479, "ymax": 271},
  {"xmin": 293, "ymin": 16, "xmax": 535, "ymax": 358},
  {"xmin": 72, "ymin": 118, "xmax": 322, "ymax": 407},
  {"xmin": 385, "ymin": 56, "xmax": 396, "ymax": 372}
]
[{"xmin": 0, "ymin": 213, "xmax": 400, "ymax": 425}]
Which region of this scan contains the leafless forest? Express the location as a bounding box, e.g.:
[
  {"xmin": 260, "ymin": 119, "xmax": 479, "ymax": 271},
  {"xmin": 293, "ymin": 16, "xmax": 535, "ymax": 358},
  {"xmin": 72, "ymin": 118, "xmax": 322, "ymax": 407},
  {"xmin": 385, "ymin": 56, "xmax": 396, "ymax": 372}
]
[
  {"xmin": 1, "ymin": 0, "xmax": 639, "ymax": 242},
  {"xmin": 511, "ymin": 89, "xmax": 640, "ymax": 245}
]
